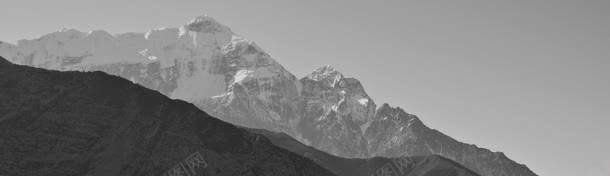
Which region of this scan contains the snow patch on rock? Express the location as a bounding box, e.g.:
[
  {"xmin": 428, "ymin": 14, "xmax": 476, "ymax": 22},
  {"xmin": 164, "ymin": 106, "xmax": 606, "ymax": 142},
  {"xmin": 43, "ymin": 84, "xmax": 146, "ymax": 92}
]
[
  {"xmin": 358, "ymin": 98, "xmax": 369, "ymax": 106},
  {"xmin": 234, "ymin": 69, "xmax": 254, "ymax": 83}
]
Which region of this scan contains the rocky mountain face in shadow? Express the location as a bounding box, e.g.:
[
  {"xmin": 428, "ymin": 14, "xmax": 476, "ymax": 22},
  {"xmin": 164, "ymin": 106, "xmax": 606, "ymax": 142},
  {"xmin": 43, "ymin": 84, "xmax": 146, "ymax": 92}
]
[
  {"xmin": 250, "ymin": 129, "xmax": 480, "ymax": 176},
  {"xmin": 0, "ymin": 56, "xmax": 334, "ymax": 176},
  {"xmin": 0, "ymin": 15, "xmax": 536, "ymax": 176}
]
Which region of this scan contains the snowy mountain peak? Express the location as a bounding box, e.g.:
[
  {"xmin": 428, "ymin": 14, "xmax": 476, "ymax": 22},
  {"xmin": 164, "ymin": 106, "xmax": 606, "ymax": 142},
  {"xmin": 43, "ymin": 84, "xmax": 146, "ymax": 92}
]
[
  {"xmin": 376, "ymin": 103, "xmax": 418, "ymax": 122},
  {"xmin": 306, "ymin": 64, "xmax": 344, "ymax": 85},
  {"xmin": 317, "ymin": 64, "xmax": 337, "ymax": 73},
  {"xmin": 0, "ymin": 15, "xmax": 537, "ymax": 176},
  {"xmin": 57, "ymin": 28, "xmax": 80, "ymax": 33},
  {"xmin": 26, "ymin": 28, "xmax": 86, "ymax": 44},
  {"xmin": 184, "ymin": 15, "xmax": 232, "ymax": 33},
  {"xmin": 86, "ymin": 30, "xmax": 113, "ymax": 38}
]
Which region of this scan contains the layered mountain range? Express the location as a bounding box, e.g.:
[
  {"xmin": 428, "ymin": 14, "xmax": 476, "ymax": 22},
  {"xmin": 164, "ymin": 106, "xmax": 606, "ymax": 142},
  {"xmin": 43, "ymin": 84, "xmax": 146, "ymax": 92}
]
[
  {"xmin": 0, "ymin": 56, "xmax": 334, "ymax": 176},
  {"xmin": 251, "ymin": 129, "xmax": 480, "ymax": 176},
  {"xmin": 0, "ymin": 56, "xmax": 478, "ymax": 176},
  {"xmin": 0, "ymin": 15, "xmax": 536, "ymax": 176}
]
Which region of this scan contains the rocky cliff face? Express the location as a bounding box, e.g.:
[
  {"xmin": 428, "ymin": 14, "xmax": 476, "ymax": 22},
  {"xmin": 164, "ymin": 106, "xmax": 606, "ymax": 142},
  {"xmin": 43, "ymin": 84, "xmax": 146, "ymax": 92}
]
[
  {"xmin": 0, "ymin": 56, "xmax": 334, "ymax": 176},
  {"xmin": 0, "ymin": 15, "xmax": 536, "ymax": 176}
]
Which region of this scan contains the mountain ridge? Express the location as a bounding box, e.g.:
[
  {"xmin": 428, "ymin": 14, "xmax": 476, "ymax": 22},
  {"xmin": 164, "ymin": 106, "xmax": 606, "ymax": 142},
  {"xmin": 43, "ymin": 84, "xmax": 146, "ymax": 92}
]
[{"xmin": 0, "ymin": 15, "xmax": 537, "ymax": 176}]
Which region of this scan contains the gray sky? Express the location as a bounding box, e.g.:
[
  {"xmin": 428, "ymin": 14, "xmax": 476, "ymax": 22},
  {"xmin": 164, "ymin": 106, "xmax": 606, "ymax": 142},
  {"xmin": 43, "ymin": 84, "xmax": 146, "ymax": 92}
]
[{"xmin": 2, "ymin": 0, "xmax": 609, "ymax": 175}]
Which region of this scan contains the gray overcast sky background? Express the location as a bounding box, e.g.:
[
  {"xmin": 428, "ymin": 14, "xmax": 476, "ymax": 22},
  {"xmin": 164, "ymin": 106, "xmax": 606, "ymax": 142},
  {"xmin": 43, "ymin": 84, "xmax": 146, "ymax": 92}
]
[{"xmin": 2, "ymin": 0, "xmax": 609, "ymax": 175}]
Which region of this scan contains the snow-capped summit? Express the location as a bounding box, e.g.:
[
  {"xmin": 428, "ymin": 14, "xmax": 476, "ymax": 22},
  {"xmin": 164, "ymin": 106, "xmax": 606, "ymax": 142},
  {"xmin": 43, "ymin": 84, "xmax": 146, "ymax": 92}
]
[
  {"xmin": 184, "ymin": 15, "xmax": 232, "ymax": 33},
  {"xmin": 0, "ymin": 15, "xmax": 537, "ymax": 176},
  {"xmin": 23, "ymin": 28, "xmax": 85, "ymax": 45},
  {"xmin": 308, "ymin": 65, "xmax": 340, "ymax": 79},
  {"xmin": 306, "ymin": 65, "xmax": 345, "ymax": 88},
  {"xmin": 87, "ymin": 30, "xmax": 113, "ymax": 38}
]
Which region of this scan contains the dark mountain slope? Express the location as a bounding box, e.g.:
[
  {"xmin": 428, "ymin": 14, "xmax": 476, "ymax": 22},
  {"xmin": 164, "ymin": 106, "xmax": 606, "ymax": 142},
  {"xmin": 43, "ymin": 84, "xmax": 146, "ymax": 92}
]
[
  {"xmin": 249, "ymin": 129, "xmax": 480, "ymax": 176},
  {"xmin": 0, "ymin": 56, "xmax": 334, "ymax": 176}
]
